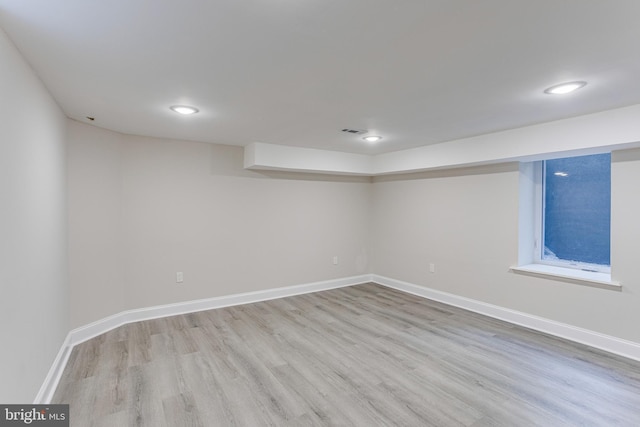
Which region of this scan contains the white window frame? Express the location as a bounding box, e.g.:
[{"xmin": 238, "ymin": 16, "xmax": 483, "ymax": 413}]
[{"xmin": 513, "ymin": 159, "xmax": 618, "ymax": 290}]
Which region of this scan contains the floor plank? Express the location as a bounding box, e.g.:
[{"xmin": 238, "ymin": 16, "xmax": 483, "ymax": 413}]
[{"xmin": 52, "ymin": 283, "xmax": 640, "ymax": 426}]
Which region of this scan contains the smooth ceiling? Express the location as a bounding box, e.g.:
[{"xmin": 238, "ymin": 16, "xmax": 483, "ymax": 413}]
[{"xmin": 1, "ymin": 0, "xmax": 639, "ymax": 154}]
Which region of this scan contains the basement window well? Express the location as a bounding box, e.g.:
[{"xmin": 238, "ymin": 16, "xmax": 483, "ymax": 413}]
[{"xmin": 512, "ymin": 153, "xmax": 620, "ymax": 290}]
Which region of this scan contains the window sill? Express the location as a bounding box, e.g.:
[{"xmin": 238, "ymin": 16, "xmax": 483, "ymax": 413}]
[{"xmin": 510, "ymin": 264, "xmax": 621, "ymax": 291}]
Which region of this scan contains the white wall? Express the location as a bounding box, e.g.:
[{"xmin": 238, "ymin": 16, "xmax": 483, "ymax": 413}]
[
  {"xmin": 68, "ymin": 116, "xmax": 640, "ymax": 347},
  {"xmin": 0, "ymin": 27, "xmax": 69, "ymax": 402},
  {"xmin": 67, "ymin": 123, "xmax": 372, "ymax": 326},
  {"xmin": 371, "ymin": 154, "xmax": 640, "ymax": 343},
  {"xmin": 67, "ymin": 121, "xmax": 124, "ymax": 327}
]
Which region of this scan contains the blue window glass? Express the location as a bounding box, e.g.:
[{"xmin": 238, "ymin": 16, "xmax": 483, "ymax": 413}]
[{"xmin": 542, "ymin": 153, "xmax": 611, "ymax": 267}]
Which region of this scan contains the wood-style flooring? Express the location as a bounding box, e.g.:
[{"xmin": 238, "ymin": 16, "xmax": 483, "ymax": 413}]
[{"xmin": 52, "ymin": 283, "xmax": 640, "ymax": 426}]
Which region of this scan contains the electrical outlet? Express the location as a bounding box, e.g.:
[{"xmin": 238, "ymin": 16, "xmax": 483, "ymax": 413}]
[
  {"xmin": 333, "ymin": 256, "xmax": 339, "ymax": 265},
  {"xmin": 429, "ymin": 263, "xmax": 435, "ymax": 273},
  {"xmin": 176, "ymin": 272, "xmax": 184, "ymax": 283}
]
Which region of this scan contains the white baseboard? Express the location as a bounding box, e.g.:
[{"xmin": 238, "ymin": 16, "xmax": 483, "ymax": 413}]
[
  {"xmin": 33, "ymin": 335, "xmax": 73, "ymax": 405},
  {"xmin": 37, "ymin": 273, "xmax": 640, "ymax": 403},
  {"xmin": 371, "ymin": 274, "xmax": 640, "ymax": 362},
  {"xmin": 34, "ymin": 274, "xmax": 371, "ymax": 403}
]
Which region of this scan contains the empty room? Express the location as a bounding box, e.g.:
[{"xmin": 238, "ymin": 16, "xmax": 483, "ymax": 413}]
[{"xmin": 2, "ymin": 1, "xmax": 640, "ymax": 426}]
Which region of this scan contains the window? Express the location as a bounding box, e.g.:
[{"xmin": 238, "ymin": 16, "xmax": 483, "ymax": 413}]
[{"xmin": 537, "ymin": 153, "xmax": 611, "ymax": 272}]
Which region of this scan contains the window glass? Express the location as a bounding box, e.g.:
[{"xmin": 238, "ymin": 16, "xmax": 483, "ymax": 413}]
[{"xmin": 542, "ymin": 153, "xmax": 611, "ymax": 267}]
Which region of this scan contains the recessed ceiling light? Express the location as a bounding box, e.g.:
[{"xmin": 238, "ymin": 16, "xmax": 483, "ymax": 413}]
[
  {"xmin": 170, "ymin": 105, "xmax": 199, "ymax": 115},
  {"xmin": 544, "ymin": 81, "xmax": 587, "ymax": 95},
  {"xmin": 363, "ymin": 136, "xmax": 382, "ymax": 143}
]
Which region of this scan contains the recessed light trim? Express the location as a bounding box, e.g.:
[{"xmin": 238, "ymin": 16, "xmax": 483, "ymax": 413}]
[
  {"xmin": 170, "ymin": 105, "xmax": 199, "ymax": 115},
  {"xmin": 544, "ymin": 81, "xmax": 587, "ymax": 95},
  {"xmin": 363, "ymin": 135, "xmax": 382, "ymax": 143}
]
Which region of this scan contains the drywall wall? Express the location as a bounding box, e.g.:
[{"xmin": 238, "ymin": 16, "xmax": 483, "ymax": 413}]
[
  {"xmin": 68, "ymin": 115, "xmax": 640, "ymax": 346},
  {"xmin": 67, "ymin": 123, "xmax": 372, "ymax": 325},
  {"xmin": 67, "ymin": 121, "xmax": 125, "ymax": 327},
  {"xmin": 371, "ymin": 154, "xmax": 640, "ymax": 343},
  {"xmin": 245, "ymin": 142, "xmax": 372, "ymax": 175},
  {"xmin": 0, "ymin": 27, "xmax": 69, "ymax": 402},
  {"xmin": 609, "ymin": 147, "xmax": 640, "ymax": 335},
  {"xmin": 120, "ymin": 135, "xmax": 372, "ymax": 311}
]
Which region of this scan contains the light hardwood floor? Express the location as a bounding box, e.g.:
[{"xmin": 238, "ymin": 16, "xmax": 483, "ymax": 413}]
[{"xmin": 53, "ymin": 283, "xmax": 640, "ymax": 426}]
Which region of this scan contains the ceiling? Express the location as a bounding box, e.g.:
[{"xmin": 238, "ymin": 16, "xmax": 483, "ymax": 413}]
[{"xmin": 1, "ymin": 1, "xmax": 640, "ymax": 155}]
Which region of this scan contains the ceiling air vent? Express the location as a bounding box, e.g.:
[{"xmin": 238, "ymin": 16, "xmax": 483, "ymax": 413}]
[{"xmin": 341, "ymin": 128, "xmax": 368, "ymax": 135}]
